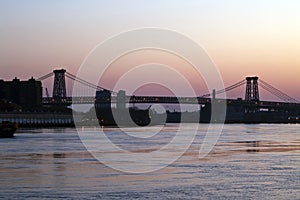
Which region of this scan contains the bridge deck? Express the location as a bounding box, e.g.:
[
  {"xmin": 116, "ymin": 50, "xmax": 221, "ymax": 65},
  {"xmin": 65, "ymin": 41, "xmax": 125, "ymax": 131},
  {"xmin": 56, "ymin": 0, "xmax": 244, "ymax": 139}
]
[{"xmin": 42, "ymin": 96, "xmax": 300, "ymax": 109}]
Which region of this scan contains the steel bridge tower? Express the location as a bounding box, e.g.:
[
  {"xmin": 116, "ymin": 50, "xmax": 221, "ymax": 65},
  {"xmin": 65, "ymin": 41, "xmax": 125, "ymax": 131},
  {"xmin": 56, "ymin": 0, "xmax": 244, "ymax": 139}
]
[
  {"xmin": 52, "ymin": 69, "xmax": 67, "ymax": 98},
  {"xmin": 245, "ymin": 76, "xmax": 260, "ymax": 101}
]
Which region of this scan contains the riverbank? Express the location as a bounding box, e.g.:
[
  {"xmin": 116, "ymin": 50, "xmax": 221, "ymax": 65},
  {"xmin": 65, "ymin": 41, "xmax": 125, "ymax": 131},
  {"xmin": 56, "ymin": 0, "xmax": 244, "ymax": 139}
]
[{"xmin": 0, "ymin": 112, "xmax": 74, "ymax": 127}]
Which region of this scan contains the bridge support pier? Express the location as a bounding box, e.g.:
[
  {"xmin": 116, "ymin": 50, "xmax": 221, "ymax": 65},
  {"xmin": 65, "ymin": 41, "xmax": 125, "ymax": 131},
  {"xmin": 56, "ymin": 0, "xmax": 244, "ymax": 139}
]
[
  {"xmin": 52, "ymin": 69, "xmax": 67, "ymax": 98},
  {"xmin": 212, "ymin": 89, "xmax": 216, "ymax": 99},
  {"xmin": 245, "ymin": 76, "xmax": 259, "ymax": 101}
]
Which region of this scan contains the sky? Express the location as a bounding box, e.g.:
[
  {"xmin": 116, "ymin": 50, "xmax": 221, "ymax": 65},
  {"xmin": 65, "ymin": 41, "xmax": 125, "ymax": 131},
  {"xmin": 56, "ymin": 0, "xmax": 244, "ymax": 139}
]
[{"xmin": 1, "ymin": 0, "xmax": 300, "ymax": 100}]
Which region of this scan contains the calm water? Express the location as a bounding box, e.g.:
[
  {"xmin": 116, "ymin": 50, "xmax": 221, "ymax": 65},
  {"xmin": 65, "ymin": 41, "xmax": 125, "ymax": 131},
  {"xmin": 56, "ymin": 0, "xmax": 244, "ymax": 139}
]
[{"xmin": 0, "ymin": 124, "xmax": 299, "ymax": 199}]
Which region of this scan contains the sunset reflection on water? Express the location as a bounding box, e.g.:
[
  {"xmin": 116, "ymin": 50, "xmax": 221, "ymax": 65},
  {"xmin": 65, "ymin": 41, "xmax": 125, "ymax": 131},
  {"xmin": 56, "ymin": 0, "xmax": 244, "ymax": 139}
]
[{"xmin": 0, "ymin": 124, "xmax": 299, "ymax": 199}]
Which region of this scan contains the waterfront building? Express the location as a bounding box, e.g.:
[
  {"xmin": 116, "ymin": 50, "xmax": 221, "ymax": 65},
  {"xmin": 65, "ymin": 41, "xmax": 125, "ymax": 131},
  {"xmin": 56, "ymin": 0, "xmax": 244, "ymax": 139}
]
[{"xmin": 0, "ymin": 77, "xmax": 42, "ymax": 109}]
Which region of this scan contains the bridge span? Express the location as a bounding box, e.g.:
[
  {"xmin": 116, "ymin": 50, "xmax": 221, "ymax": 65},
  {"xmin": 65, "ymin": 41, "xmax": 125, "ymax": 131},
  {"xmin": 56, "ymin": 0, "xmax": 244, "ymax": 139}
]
[
  {"xmin": 42, "ymin": 95, "xmax": 300, "ymax": 109},
  {"xmin": 39, "ymin": 69, "xmax": 300, "ymax": 121}
]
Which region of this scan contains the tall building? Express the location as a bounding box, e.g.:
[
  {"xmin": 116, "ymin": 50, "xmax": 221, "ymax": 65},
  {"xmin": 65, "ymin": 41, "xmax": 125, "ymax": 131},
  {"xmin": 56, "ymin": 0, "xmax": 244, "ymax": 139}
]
[
  {"xmin": 95, "ymin": 89, "xmax": 112, "ymax": 109},
  {"xmin": 0, "ymin": 77, "xmax": 42, "ymax": 109},
  {"xmin": 116, "ymin": 90, "xmax": 126, "ymax": 110}
]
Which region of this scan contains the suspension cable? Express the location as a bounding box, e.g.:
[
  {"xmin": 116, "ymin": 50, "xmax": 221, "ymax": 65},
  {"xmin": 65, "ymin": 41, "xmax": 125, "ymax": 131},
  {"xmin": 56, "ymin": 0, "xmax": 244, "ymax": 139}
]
[
  {"xmin": 41, "ymin": 70, "xmax": 298, "ymax": 103},
  {"xmin": 260, "ymin": 83, "xmax": 288, "ymax": 101},
  {"xmin": 66, "ymin": 72, "xmax": 118, "ymax": 94},
  {"xmin": 66, "ymin": 74, "xmax": 106, "ymax": 92},
  {"xmin": 260, "ymin": 84, "xmax": 287, "ymax": 102},
  {"xmin": 66, "ymin": 74, "xmax": 99, "ymax": 90},
  {"xmin": 201, "ymin": 79, "xmax": 246, "ymax": 97},
  {"xmin": 260, "ymin": 80, "xmax": 298, "ymax": 103},
  {"xmin": 66, "ymin": 72, "xmax": 106, "ymax": 90},
  {"xmin": 261, "ymin": 81, "xmax": 298, "ymax": 102},
  {"xmin": 37, "ymin": 72, "xmax": 54, "ymax": 81},
  {"xmin": 217, "ymin": 80, "xmax": 246, "ymax": 94},
  {"xmin": 260, "ymin": 79, "xmax": 298, "ymax": 102}
]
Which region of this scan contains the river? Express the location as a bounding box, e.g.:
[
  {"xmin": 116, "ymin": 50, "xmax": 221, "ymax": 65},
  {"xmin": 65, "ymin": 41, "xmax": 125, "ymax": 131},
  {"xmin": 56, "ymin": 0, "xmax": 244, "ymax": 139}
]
[{"xmin": 0, "ymin": 124, "xmax": 299, "ymax": 199}]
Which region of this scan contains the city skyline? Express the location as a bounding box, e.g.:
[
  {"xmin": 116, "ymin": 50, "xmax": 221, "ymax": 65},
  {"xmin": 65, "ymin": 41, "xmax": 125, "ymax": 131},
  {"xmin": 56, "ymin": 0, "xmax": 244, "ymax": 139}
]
[{"xmin": 1, "ymin": 0, "xmax": 300, "ymax": 100}]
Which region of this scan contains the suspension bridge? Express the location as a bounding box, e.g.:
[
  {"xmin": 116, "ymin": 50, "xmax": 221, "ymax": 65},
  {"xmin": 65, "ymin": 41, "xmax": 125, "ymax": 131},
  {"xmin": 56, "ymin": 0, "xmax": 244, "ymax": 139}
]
[
  {"xmin": 38, "ymin": 69, "xmax": 299, "ymax": 105},
  {"xmin": 35, "ymin": 69, "xmax": 300, "ymax": 123}
]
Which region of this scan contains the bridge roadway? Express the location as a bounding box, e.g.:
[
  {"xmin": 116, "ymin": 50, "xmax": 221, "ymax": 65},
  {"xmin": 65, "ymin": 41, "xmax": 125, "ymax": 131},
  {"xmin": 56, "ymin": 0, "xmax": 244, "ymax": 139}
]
[
  {"xmin": 42, "ymin": 96, "xmax": 300, "ymax": 110},
  {"xmin": 42, "ymin": 96, "xmax": 207, "ymax": 105}
]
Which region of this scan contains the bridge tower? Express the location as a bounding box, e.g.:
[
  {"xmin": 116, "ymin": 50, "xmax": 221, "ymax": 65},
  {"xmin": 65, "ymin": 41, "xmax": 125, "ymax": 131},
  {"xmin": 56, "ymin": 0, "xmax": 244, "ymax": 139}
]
[
  {"xmin": 117, "ymin": 90, "xmax": 126, "ymax": 110},
  {"xmin": 245, "ymin": 76, "xmax": 260, "ymax": 101},
  {"xmin": 52, "ymin": 69, "xmax": 67, "ymax": 98}
]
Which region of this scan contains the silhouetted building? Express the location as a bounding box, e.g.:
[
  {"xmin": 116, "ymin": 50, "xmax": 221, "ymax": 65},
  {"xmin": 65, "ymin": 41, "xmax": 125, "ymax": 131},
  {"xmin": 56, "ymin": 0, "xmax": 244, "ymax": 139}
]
[
  {"xmin": 117, "ymin": 90, "xmax": 126, "ymax": 110},
  {"xmin": 95, "ymin": 89, "xmax": 112, "ymax": 109},
  {"xmin": 0, "ymin": 77, "xmax": 42, "ymax": 109}
]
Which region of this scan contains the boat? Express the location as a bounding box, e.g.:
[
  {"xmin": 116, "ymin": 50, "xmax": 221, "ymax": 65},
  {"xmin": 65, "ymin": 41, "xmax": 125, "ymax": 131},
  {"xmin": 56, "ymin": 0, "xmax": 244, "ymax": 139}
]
[{"xmin": 0, "ymin": 121, "xmax": 18, "ymax": 138}]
